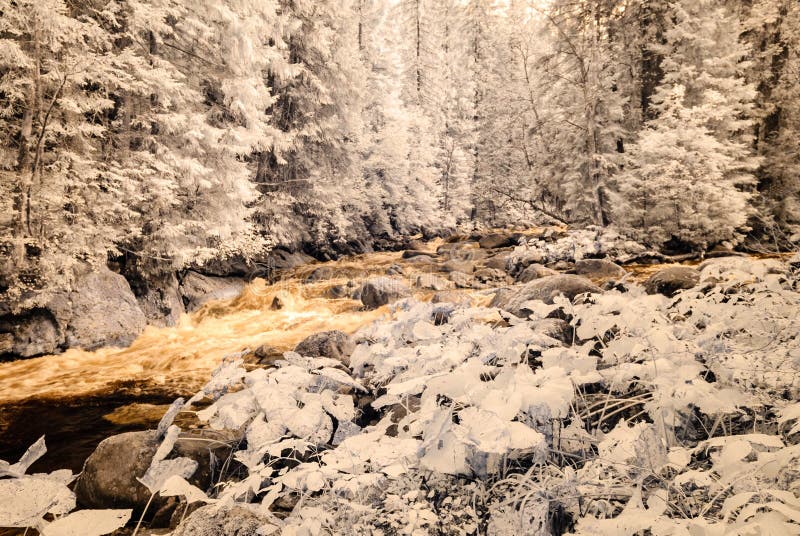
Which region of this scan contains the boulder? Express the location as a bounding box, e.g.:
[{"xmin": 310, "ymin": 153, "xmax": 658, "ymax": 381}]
[
  {"xmin": 431, "ymin": 291, "xmax": 471, "ymax": 305},
  {"xmin": 473, "ymin": 268, "xmax": 511, "ymax": 285},
  {"xmin": 484, "ymin": 252, "xmax": 514, "ymax": 272},
  {"xmin": 404, "ymin": 254, "xmax": 436, "ymax": 264},
  {"xmin": 294, "ymin": 330, "xmax": 355, "ymax": 364},
  {"xmin": 442, "ymin": 259, "xmax": 475, "ymax": 274},
  {"xmin": 304, "ymin": 266, "xmax": 335, "ymax": 282},
  {"xmin": 533, "ymin": 318, "xmax": 573, "ymax": 345},
  {"xmin": 326, "ymin": 281, "xmax": 358, "ymax": 299},
  {"xmin": 490, "ymin": 275, "xmax": 602, "ymax": 316},
  {"xmin": 0, "ymin": 309, "xmax": 60, "ymax": 357},
  {"xmin": 386, "ymin": 264, "xmax": 405, "ymax": 276},
  {"xmin": 416, "ymin": 273, "xmax": 453, "ymax": 291},
  {"xmin": 573, "ymin": 258, "xmax": 627, "ymax": 280},
  {"xmin": 247, "ymin": 344, "xmax": 283, "ymax": 367},
  {"xmin": 449, "ymin": 271, "xmax": 478, "ymax": 289},
  {"xmin": 179, "ymin": 272, "xmax": 246, "ymax": 312},
  {"xmin": 75, "ymin": 429, "xmax": 237, "ymax": 514},
  {"xmin": 402, "ymin": 250, "xmax": 431, "ymax": 259},
  {"xmin": 136, "ymin": 273, "xmax": 184, "ymax": 328},
  {"xmin": 436, "ymin": 241, "xmax": 479, "ymax": 256},
  {"xmin": 644, "ymin": 266, "xmax": 700, "ymax": 297},
  {"xmin": 516, "ymin": 264, "xmax": 558, "ymax": 283},
  {"xmin": 508, "ymin": 249, "xmax": 546, "ymax": 274},
  {"xmin": 172, "ymin": 505, "xmax": 264, "ymax": 536},
  {"xmin": 65, "ymin": 267, "xmax": 147, "ymax": 350},
  {"xmin": 478, "ymin": 233, "xmax": 518, "ymax": 249},
  {"xmin": 266, "ymin": 249, "xmax": 315, "ymax": 271},
  {"xmin": 359, "ymin": 277, "xmax": 411, "ymax": 309}
]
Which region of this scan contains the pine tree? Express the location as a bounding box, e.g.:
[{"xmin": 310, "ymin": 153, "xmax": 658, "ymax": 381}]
[{"xmin": 614, "ymin": 0, "xmax": 759, "ymax": 248}]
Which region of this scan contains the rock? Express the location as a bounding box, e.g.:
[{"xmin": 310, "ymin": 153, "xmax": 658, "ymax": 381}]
[
  {"xmin": 403, "ymin": 239, "xmax": 428, "ymax": 251},
  {"xmin": 326, "ymin": 281, "xmax": 358, "ymax": 299},
  {"xmin": 0, "ymin": 309, "xmax": 60, "ymax": 357},
  {"xmin": 294, "ymin": 330, "xmax": 355, "ymax": 364},
  {"xmin": 436, "ymin": 241, "xmax": 479, "ymax": 256},
  {"xmin": 386, "ymin": 264, "xmax": 405, "ymax": 276},
  {"xmin": 402, "ymin": 250, "xmax": 431, "ymax": 259},
  {"xmin": 491, "ymin": 275, "xmax": 602, "ymax": 316},
  {"xmin": 442, "ymin": 259, "xmax": 475, "ymax": 274},
  {"xmin": 516, "ymin": 263, "xmax": 558, "ymax": 283},
  {"xmin": 65, "ymin": 267, "xmax": 147, "ymax": 350},
  {"xmin": 431, "ymin": 291, "xmax": 471, "ymax": 305},
  {"xmin": 508, "ymin": 249, "xmax": 546, "ymax": 274},
  {"xmin": 266, "ymin": 248, "xmax": 315, "ymax": 271},
  {"xmin": 416, "ymin": 273, "xmax": 453, "ymax": 291},
  {"xmin": 179, "ymin": 271, "xmax": 246, "ymax": 312},
  {"xmin": 573, "ymin": 258, "xmax": 627, "ymax": 280},
  {"xmin": 473, "ymin": 268, "xmax": 511, "ymax": 285},
  {"xmin": 484, "ymin": 252, "xmax": 514, "ymax": 272},
  {"xmin": 359, "ymin": 277, "xmax": 411, "ymax": 309},
  {"xmin": 75, "ymin": 429, "xmax": 237, "ymax": 514},
  {"xmin": 136, "ymin": 273, "xmax": 184, "ymax": 328},
  {"xmin": 644, "ymin": 266, "xmax": 700, "ymax": 297},
  {"xmin": 533, "ymin": 318, "xmax": 573, "ymax": 345},
  {"xmin": 304, "ymin": 266, "xmax": 334, "ymax": 282},
  {"xmin": 248, "ymin": 344, "xmax": 283, "ymax": 367},
  {"xmin": 404, "ymin": 254, "xmax": 435, "ymax": 264},
  {"xmin": 449, "ymin": 271, "xmax": 478, "ymax": 289},
  {"xmin": 171, "ymin": 505, "xmax": 263, "ymax": 536},
  {"xmin": 478, "ymin": 233, "xmax": 518, "ymax": 249},
  {"xmin": 269, "ymin": 296, "xmax": 284, "ymax": 310}
]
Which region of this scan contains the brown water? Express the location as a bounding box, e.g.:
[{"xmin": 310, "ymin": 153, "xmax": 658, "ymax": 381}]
[{"xmin": 0, "ymin": 242, "xmax": 463, "ymax": 471}]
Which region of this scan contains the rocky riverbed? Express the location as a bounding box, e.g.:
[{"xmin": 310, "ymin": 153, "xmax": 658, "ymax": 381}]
[{"xmin": 1, "ymin": 227, "xmax": 799, "ymax": 535}]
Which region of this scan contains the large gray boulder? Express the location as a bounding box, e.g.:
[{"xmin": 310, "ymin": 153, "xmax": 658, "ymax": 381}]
[
  {"xmin": 644, "ymin": 266, "xmax": 700, "ymax": 297},
  {"xmin": 172, "ymin": 505, "xmax": 264, "ymax": 536},
  {"xmin": 75, "ymin": 429, "xmax": 237, "ymax": 513},
  {"xmin": 294, "ymin": 330, "xmax": 355, "ymax": 365},
  {"xmin": 359, "ymin": 277, "xmax": 411, "ymax": 309},
  {"xmin": 442, "ymin": 259, "xmax": 475, "ymax": 274},
  {"xmin": 65, "ymin": 267, "xmax": 147, "ymax": 350},
  {"xmin": 574, "ymin": 258, "xmax": 627, "ymax": 280},
  {"xmin": 179, "ymin": 271, "xmax": 246, "ymax": 312},
  {"xmin": 267, "ymin": 248, "xmax": 315, "ymax": 270},
  {"xmin": 491, "ymin": 275, "xmax": 602, "ymax": 316}
]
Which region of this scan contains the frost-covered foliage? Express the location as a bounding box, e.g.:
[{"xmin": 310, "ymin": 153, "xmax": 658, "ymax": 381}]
[{"xmin": 62, "ymin": 255, "xmax": 794, "ymax": 535}]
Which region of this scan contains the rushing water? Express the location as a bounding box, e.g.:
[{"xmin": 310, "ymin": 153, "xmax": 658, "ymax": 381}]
[{"xmin": 0, "ymin": 244, "xmax": 460, "ymax": 471}]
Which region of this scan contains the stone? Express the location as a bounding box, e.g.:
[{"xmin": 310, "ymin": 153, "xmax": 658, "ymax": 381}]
[
  {"xmin": 0, "ymin": 309, "xmax": 60, "ymax": 357},
  {"xmin": 474, "ymin": 268, "xmax": 511, "ymax": 286},
  {"xmin": 449, "ymin": 271, "xmax": 478, "ymax": 289},
  {"xmin": 516, "ymin": 263, "xmax": 558, "ymax": 283},
  {"xmin": 386, "ymin": 264, "xmax": 405, "ymax": 276},
  {"xmin": 644, "ymin": 266, "xmax": 700, "ymax": 297},
  {"xmin": 533, "ymin": 318, "xmax": 573, "ymax": 345},
  {"xmin": 75, "ymin": 429, "xmax": 238, "ymax": 514},
  {"xmin": 490, "ymin": 275, "xmax": 602, "ymax": 316},
  {"xmin": 478, "ymin": 233, "xmax": 518, "ymax": 249},
  {"xmin": 416, "ymin": 273, "xmax": 453, "ymax": 291},
  {"xmin": 404, "ymin": 254, "xmax": 435, "ymax": 264},
  {"xmin": 573, "ymin": 258, "xmax": 627, "ymax": 280},
  {"xmin": 179, "ymin": 272, "xmax": 246, "ymax": 312},
  {"xmin": 442, "ymin": 259, "xmax": 475, "ymax": 274},
  {"xmin": 171, "ymin": 505, "xmax": 263, "ymax": 536},
  {"xmin": 294, "ymin": 330, "xmax": 355, "ymax": 365},
  {"xmin": 484, "ymin": 252, "xmax": 514, "ymax": 272},
  {"xmin": 136, "ymin": 273, "xmax": 184, "ymax": 328},
  {"xmin": 402, "ymin": 250, "xmax": 431, "ymax": 259},
  {"xmin": 304, "ymin": 266, "xmax": 335, "ymax": 282},
  {"xmin": 431, "ymin": 291, "xmax": 471, "ymax": 305},
  {"xmin": 359, "ymin": 277, "xmax": 411, "ymax": 309},
  {"xmin": 266, "ymin": 249, "xmax": 315, "ymax": 271},
  {"xmin": 248, "ymin": 344, "xmax": 283, "ymax": 367},
  {"xmin": 65, "ymin": 267, "xmax": 147, "ymax": 350}
]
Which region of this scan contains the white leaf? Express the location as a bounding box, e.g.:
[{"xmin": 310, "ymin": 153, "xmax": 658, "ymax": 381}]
[
  {"xmin": 159, "ymin": 475, "xmax": 211, "ymax": 504},
  {"xmin": 42, "ymin": 509, "xmax": 131, "ymax": 536}
]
